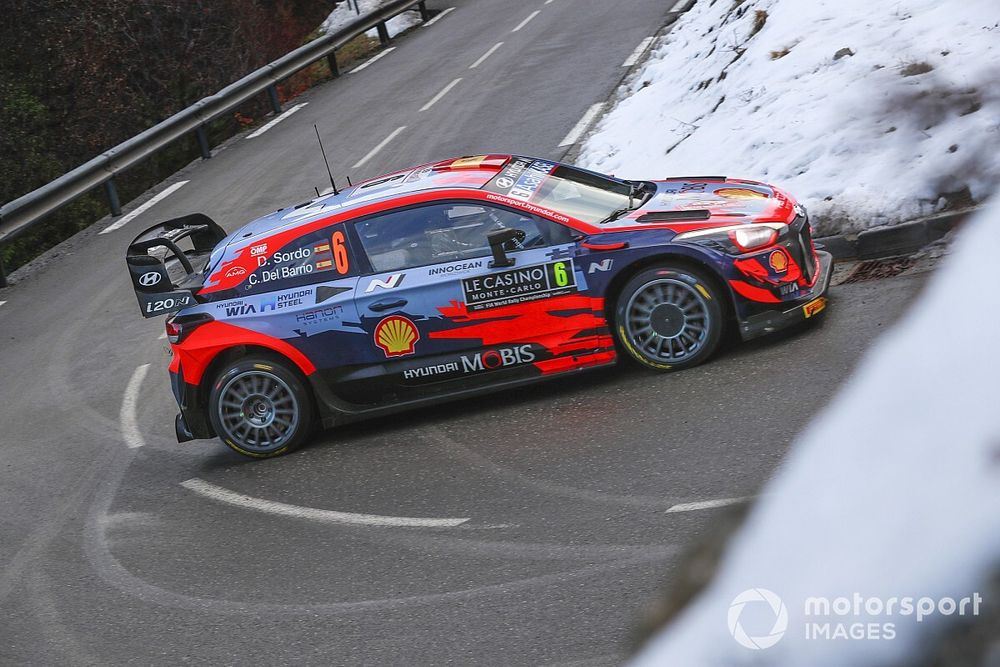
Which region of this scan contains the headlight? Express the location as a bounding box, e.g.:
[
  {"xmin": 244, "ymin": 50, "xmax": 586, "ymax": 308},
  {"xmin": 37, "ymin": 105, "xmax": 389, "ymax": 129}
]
[
  {"xmin": 730, "ymin": 226, "xmax": 778, "ymax": 251},
  {"xmin": 674, "ymin": 222, "xmax": 784, "ymax": 254}
]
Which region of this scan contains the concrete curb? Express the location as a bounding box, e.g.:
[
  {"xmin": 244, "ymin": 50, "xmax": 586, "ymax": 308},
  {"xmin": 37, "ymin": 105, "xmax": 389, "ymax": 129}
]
[{"xmin": 815, "ymin": 207, "xmax": 980, "ymax": 261}]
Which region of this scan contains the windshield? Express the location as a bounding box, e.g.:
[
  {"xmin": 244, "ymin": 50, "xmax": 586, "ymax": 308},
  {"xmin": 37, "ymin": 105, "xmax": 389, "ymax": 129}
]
[{"xmin": 485, "ymin": 159, "xmax": 639, "ymax": 224}]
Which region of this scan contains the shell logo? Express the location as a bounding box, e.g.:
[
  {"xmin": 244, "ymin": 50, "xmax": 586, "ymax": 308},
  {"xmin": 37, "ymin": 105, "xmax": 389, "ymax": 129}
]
[
  {"xmin": 716, "ymin": 187, "xmax": 768, "ymax": 199},
  {"xmin": 450, "ymin": 155, "xmax": 488, "ymax": 169},
  {"xmin": 374, "ymin": 315, "xmax": 419, "ymax": 357},
  {"xmin": 769, "ymin": 249, "xmax": 789, "ymax": 272}
]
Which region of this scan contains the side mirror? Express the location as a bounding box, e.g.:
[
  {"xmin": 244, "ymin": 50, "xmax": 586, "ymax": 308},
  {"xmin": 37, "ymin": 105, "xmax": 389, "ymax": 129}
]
[{"xmin": 487, "ymin": 228, "xmax": 526, "ymax": 268}]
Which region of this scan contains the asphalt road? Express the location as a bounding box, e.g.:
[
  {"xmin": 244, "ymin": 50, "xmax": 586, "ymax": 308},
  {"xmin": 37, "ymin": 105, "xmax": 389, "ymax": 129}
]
[{"xmin": 0, "ymin": 0, "xmax": 939, "ymax": 664}]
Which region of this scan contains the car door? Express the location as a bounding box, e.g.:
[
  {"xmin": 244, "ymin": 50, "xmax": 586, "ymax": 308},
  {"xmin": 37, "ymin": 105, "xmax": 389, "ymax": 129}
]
[{"xmin": 349, "ymin": 200, "xmax": 603, "ymax": 402}]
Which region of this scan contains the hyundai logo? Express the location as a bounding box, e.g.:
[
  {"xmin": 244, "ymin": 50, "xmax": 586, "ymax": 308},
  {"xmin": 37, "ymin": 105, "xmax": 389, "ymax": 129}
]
[{"xmin": 139, "ymin": 271, "xmax": 162, "ymax": 287}]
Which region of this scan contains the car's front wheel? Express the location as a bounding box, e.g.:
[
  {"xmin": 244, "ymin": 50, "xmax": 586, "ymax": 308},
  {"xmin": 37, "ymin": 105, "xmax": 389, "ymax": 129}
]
[
  {"xmin": 614, "ymin": 265, "xmax": 726, "ymax": 371},
  {"xmin": 207, "ymin": 356, "xmax": 314, "ymax": 458}
]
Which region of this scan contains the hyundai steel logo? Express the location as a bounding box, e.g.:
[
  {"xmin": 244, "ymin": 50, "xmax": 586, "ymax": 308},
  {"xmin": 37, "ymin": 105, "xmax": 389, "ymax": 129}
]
[{"xmin": 139, "ymin": 271, "xmax": 162, "ymax": 287}]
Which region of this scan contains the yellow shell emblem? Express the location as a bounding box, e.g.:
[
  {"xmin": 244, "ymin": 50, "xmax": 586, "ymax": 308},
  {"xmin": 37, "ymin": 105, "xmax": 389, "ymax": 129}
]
[
  {"xmin": 374, "ymin": 315, "xmax": 419, "ymax": 357},
  {"xmin": 715, "ymin": 187, "xmax": 768, "ymax": 199},
  {"xmin": 449, "ymin": 156, "xmax": 488, "ymax": 169},
  {"xmin": 769, "ymin": 249, "xmax": 789, "ymax": 272}
]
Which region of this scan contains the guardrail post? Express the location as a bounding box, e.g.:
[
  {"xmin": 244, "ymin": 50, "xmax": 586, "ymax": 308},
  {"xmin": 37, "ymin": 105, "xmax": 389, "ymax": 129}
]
[
  {"xmin": 376, "ymin": 22, "xmax": 390, "ymax": 45},
  {"xmin": 266, "ymin": 85, "xmax": 282, "ymax": 115},
  {"xmin": 327, "ymin": 53, "xmax": 340, "ymax": 78},
  {"xmin": 417, "ymin": 1, "xmax": 429, "ymax": 21},
  {"xmin": 0, "ymin": 251, "xmax": 8, "ymax": 288},
  {"xmin": 104, "ymin": 180, "xmax": 122, "ymax": 217},
  {"xmin": 195, "ymin": 126, "xmax": 212, "ymax": 160}
]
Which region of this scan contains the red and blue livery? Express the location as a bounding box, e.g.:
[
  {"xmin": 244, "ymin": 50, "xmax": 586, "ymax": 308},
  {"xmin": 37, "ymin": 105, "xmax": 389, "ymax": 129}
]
[{"xmin": 126, "ymin": 155, "xmax": 832, "ymax": 458}]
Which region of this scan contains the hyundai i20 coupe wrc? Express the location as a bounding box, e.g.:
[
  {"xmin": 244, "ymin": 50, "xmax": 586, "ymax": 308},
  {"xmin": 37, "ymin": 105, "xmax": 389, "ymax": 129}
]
[{"xmin": 126, "ymin": 154, "xmax": 832, "ymax": 458}]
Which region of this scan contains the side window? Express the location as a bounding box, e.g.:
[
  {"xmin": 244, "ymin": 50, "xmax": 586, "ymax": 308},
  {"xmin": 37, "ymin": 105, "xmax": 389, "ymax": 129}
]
[
  {"xmin": 244, "ymin": 224, "xmax": 357, "ymax": 294},
  {"xmin": 354, "ymin": 202, "xmax": 574, "ymax": 273}
]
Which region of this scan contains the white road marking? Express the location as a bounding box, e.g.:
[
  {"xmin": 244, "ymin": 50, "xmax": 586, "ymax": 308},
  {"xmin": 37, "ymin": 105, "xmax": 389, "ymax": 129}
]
[
  {"xmin": 121, "ymin": 364, "xmax": 150, "ymax": 449},
  {"xmin": 469, "ymin": 42, "xmax": 504, "ymax": 69},
  {"xmin": 665, "ymin": 497, "xmax": 754, "ymax": 513},
  {"xmin": 669, "ymin": 0, "xmax": 687, "ymax": 12},
  {"xmin": 511, "ymin": 9, "xmax": 540, "ymax": 32},
  {"xmin": 558, "ymin": 102, "xmax": 604, "ymax": 147},
  {"xmin": 349, "ymin": 46, "xmax": 396, "ymax": 74},
  {"xmin": 352, "ymin": 125, "xmax": 406, "ymax": 169},
  {"xmin": 420, "ymin": 77, "xmax": 463, "ymax": 111},
  {"xmin": 246, "ymin": 103, "xmax": 308, "ymax": 138},
  {"xmin": 157, "ymin": 331, "xmax": 167, "ymax": 340},
  {"xmin": 180, "ymin": 478, "xmax": 470, "ymax": 528},
  {"xmin": 622, "ymin": 37, "xmax": 656, "ymax": 67},
  {"xmin": 545, "ymin": 0, "xmax": 555, "ymax": 4},
  {"xmin": 422, "ymin": 6, "xmax": 455, "ymax": 27},
  {"xmin": 0, "ymin": 301, "xmax": 6, "ymax": 309},
  {"xmin": 100, "ymin": 181, "xmax": 189, "ymax": 234}
]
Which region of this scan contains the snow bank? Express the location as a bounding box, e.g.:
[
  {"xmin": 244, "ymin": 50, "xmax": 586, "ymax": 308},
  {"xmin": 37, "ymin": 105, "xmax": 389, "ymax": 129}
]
[
  {"xmin": 321, "ymin": 0, "xmax": 421, "ymax": 40},
  {"xmin": 631, "ymin": 198, "xmax": 1000, "ymax": 664},
  {"xmin": 579, "ymin": 0, "xmax": 1000, "ymax": 234}
]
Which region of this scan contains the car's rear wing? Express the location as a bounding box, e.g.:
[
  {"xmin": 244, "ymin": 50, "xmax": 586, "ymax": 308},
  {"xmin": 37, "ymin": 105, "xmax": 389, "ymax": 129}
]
[{"xmin": 125, "ymin": 213, "xmax": 227, "ymax": 318}]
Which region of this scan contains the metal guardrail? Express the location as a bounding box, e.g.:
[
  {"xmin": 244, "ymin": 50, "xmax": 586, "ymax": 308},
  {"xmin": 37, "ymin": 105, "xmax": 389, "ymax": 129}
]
[{"xmin": 0, "ymin": 0, "xmax": 430, "ymax": 287}]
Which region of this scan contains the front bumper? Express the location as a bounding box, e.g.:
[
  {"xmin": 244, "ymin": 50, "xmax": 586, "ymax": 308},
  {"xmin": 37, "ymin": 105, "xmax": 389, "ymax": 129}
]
[{"xmin": 738, "ymin": 250, "xmax": 834, "ymax": 340}]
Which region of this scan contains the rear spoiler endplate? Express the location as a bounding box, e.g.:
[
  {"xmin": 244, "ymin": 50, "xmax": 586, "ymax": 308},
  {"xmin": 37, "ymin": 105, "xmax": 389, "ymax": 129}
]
[{"xmin": 125, "ymin": 214, "xmax": 227, "ymax": 318}]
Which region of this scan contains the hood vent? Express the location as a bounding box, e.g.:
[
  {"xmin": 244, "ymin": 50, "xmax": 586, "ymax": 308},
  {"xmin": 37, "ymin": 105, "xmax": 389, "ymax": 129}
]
[{"xmin": 636, "ymin": 210, "xmax": 712, "ymax": 223}]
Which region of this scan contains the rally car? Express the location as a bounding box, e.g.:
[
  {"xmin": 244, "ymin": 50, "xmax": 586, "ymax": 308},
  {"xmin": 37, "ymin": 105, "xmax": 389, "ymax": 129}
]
[{"xmin": 126, "ymin": 155, "xmax": 832, "ymax": 458}]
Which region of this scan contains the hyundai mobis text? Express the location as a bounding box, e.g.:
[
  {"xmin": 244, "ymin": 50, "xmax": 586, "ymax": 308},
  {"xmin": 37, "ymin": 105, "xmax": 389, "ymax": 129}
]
[{"xmin": 126, "ymin": 155, "xmax": 832, "ymax": 458}]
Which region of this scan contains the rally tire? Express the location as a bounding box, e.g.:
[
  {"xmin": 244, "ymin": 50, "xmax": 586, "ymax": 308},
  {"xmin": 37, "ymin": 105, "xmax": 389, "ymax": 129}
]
[
  {"xmin": 207, "ymin": 356, "xmax": 314, "ymax": 458},
  {"xmin": 614, "ymin": 265, "xmax": 725, "ymax": 372}
]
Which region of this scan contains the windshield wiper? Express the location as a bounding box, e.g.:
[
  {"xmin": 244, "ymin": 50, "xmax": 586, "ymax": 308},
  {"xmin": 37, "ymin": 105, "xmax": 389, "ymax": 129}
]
[
  {"xmin": 598, "ymin": 182, "xmax": 646, "ymax": 224},
  {"xmin": 598, "ymin": 207, "xmax": 631, "ymax": 224}
]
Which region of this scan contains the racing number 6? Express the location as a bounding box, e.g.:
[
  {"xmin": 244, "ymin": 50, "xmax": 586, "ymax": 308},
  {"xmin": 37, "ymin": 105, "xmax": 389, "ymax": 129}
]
[
  {"xmin": 331, "ymin": 230, "xmax": 350, "ymax": 275},
  {"xmin": 553, "ymin": 261, "xmax": 569, "ymax": 287}
]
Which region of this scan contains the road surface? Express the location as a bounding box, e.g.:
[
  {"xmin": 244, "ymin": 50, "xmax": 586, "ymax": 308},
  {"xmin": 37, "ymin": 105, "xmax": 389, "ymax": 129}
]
[{"xmin": 0, "ymin": 0, "xmax": 937, "ymax": 664}]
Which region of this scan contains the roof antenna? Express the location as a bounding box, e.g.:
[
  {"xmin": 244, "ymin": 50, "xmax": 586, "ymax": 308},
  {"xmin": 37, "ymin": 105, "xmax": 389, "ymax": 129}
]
[
  {"xmin": 313, "ymin": 124, "xmax": 338, "ymax": 195},
  {"xmin": 346, "ymin": 175, "xmax": 352, "ymax": 187}
]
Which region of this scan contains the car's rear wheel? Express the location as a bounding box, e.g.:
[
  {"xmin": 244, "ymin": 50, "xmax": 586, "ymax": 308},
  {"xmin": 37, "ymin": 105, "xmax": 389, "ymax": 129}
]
[
  {"xmin": 208, "ymin": 356, "xmax": 313, "ymax": 458},
  {"xmin": 614, "ymin": 265, "xmax": 725, "ymax": 371}
]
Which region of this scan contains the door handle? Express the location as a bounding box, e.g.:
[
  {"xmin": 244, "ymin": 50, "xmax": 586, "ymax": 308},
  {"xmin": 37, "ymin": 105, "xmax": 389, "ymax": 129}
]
[{"xmin": 368, "ymin": 299, "xmax": 407, "ymax": 312}]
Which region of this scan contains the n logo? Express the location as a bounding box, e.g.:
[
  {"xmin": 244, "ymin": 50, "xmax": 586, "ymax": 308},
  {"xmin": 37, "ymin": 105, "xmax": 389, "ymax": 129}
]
[
  {"xmin": 588, "ymin": 259, "xmax": 613, "ymax": 273},
  {"xmin": 365, "ymin": 273, "xmax": 405, "ymax": 293}
]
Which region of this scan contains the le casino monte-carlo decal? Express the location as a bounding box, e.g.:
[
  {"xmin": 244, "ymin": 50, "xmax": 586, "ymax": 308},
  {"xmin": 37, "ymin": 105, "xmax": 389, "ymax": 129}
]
[{"xmin": 461, "ymin": 260, "xmax": 578, "ymax": 312}]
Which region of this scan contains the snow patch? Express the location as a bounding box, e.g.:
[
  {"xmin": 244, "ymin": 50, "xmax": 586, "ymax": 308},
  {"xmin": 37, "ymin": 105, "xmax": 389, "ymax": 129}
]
[
  {"xmin": 631, "ymin": 197, "xmax": 1000, "ymax": 664},
  {"xmin": 579, "ymin": 0, "xmax": 1000, "ymax": 234},
  {"xmin": 321, "ymin": 0, "xmax": 421, "ymax": 40}
]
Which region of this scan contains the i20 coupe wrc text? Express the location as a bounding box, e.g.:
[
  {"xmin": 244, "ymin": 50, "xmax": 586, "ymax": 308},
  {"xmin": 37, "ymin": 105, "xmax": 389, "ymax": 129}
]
[{"xmin": 126, "ymin": 155, "xmax": 832, "ymax": 458}]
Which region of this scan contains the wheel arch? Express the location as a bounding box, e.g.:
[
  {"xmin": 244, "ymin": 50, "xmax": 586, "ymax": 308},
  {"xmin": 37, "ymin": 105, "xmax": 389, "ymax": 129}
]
[
  {"xmin": 197, "ymin": 344, "xmax": 316, "ymax": 411},
  {"xmin": 603, "ymin": 251, "xmax": 735, "ymax": 328}
]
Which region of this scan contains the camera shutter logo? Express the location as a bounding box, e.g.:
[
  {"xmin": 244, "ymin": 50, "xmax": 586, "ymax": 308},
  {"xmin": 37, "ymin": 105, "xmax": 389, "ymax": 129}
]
[
  {"xmin": 728, "ymin": 588, "xmax": 788, "ymax": 650},
  {"xmin": 139, "ymin": 271, "xmax": 162, "ymax": 287}
]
